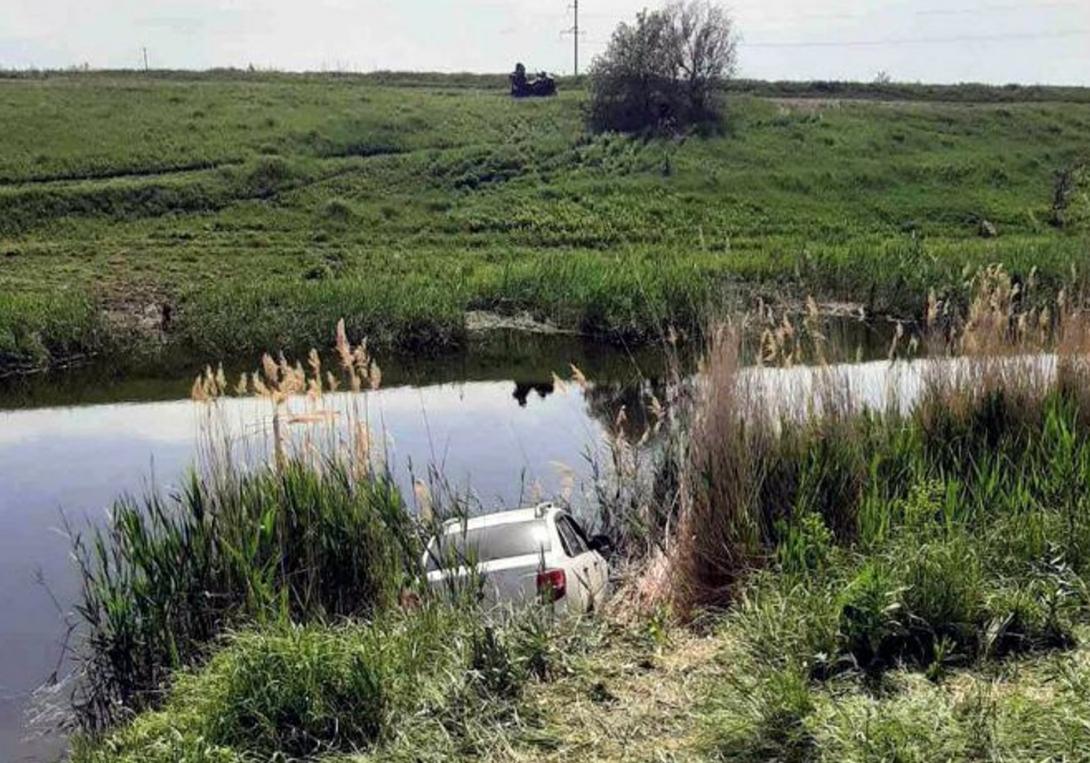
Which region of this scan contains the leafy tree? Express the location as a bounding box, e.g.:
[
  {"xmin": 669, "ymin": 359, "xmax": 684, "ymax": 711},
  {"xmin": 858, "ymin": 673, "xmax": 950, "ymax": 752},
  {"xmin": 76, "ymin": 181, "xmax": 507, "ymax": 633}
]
[{"xmin": 588, "ymin": 1, "xmax": 738, "ymax": 133}]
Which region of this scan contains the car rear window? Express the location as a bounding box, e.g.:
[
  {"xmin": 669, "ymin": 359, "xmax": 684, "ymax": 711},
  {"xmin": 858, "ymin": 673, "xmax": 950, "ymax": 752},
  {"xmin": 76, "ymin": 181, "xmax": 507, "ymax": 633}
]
[{"xmin": 427, "ymin": 519, "xmax": 551, "ymax": 572}]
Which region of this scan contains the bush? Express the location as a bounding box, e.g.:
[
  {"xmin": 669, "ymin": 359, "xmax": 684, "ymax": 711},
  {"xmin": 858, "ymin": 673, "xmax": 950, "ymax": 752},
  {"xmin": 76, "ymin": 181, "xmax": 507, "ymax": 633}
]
[{"xmin": 587, "ymin": 1, "xmax": 738, "ymax": 133}]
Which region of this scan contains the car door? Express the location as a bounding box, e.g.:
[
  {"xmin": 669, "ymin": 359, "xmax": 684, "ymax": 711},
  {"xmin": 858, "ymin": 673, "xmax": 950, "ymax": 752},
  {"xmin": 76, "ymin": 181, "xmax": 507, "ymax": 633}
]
[
  {"xmin": 566, "ymin": 515, "xmax": 609, "ymax": 602},
  {"xmin": 555, "ymin": 514, "xmax": 602, "ymax": 611}
]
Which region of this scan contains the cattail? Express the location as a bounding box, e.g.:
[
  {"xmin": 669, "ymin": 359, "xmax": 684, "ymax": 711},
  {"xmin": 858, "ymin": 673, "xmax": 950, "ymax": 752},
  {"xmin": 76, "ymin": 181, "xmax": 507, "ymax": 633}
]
[
  {"xmin": 261, "ymin": 354, "xmax": 279, "ymax": 387},
  {"xmin": 805, "ymin": 295, "xmax": 819, "ymax": 320},
  {"xmin": 570, "ymin": 364, "xmax": 588, "ymax": 389},
  {"xmin": 335, "ymin": 318, "xmax": 353, "ymax": 371},
  {"xmin": 888, "ymin": 322, "xmax": 904, "ymax": 361},
  {"xmin": 780, "ymin": 314, "xmax": 795, "ymax": 339},
  {"xmin": 926, "ymin": 289, "xmax": 939, "ymax": 331},
  {"xmin": 252, "ymin": 373, "xmax": 271, "ymax": 398},
  {"xmin": 528, "ymin": 480, "xmax": 544, "ymax": 504},
  {"xmin": 351, "ymin": 422, "xmax": 371, "ymax": 478},
  {"xmin": 190, "ymin": 375, "xmax": 207, "ymax": 402},
  {"xmin": 759, "ymin": 328, "xmax": 776, "ymax": 367},
  {"xmin": 648, "ymin": 393, "xmax": 665, "ymax": 424},
  {"xmin": 414, "ymin": 479, "xmax": 433, "ymax": 524},
  {"xmin": 552, "ymin": 461, "xmax": 575, "ymax": 503}
]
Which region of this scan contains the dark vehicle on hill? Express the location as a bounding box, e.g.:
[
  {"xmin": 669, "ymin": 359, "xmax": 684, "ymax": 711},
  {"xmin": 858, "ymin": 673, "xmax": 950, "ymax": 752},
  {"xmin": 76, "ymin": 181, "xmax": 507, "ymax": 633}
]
[{"xmin": 510, "ymin": 63, "xmax": 556, "ymax": 98}]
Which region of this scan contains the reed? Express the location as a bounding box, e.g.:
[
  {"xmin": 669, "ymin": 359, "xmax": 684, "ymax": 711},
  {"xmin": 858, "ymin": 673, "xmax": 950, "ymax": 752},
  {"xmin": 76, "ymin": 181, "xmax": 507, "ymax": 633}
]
[
  {"xmin": 64, "ymin": 268, "xmax": 1090, "ymax": 760},
  {"xmin": 678, "ymin": 269, "xmax": 1090, "ymax": 757},
  {"xmin": 66, "ymin": 322, "xmax": 431, "ymax": 731}
]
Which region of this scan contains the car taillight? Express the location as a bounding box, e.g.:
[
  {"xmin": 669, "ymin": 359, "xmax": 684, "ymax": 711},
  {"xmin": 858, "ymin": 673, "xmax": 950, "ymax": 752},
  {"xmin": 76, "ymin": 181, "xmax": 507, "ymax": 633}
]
[{"xmin": 536, "ymin": 568, "xmax": 566, "ymax": 601}]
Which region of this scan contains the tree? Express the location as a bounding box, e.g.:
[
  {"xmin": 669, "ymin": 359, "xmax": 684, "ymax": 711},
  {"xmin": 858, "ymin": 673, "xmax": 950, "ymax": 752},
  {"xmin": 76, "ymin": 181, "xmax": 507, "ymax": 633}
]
[
  {"xmin": 668, "ymin": 1, "xmax": 738, "ymax": 119},
  {"xmin": 587, "ymin": 1, "xmax": 738, "ymax": 133}
]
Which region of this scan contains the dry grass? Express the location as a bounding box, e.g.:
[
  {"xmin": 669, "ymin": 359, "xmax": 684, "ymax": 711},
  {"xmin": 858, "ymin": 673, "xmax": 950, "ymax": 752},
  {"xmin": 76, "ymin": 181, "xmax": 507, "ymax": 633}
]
[{"xmin": 512, "ymin": 622, "xmax": 725, "ymax": 762}]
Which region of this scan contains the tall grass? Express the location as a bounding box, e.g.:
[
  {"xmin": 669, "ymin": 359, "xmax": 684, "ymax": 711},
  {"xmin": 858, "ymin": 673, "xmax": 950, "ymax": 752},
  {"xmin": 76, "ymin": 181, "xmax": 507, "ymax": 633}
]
[
  {"xmin": 671, "ymin": 267, "xmax": 1090, "ymax": 611},
  {"xmin": 176, "ymin": 275, "xmax": 469, "ymax": 358},
  {"xmin": 663, "ymin": 270, "xmax": 1090, "ymax": 757},
  {"xmin": 69, "ymin": 460, "xmax": 418, "ymax": 728},
  {"xmin": 0, "ymin": 291, "xmax": 103, "ymax": 372},
  {"xmin": 66, "ymin": 324, "xmax": 432, "ymax": 730}
]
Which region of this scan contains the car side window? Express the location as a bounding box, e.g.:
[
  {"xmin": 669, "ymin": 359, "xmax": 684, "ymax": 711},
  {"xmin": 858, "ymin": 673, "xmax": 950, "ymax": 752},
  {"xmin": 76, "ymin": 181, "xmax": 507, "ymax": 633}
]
[
  {"xmin": 556, "ymin": 516, "xmax": 588, "ymax": 557},
  {"xmin": 567, "ymin": 516, "xmax": 593, "ymax": 548}
]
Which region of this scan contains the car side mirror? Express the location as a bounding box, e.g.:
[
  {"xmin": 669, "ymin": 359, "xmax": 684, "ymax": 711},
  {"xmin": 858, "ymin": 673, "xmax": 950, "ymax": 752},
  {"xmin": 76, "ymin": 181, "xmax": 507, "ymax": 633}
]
[{"xmin": 589, "ymin": 534, "xmax": 613, "ymax": 554}]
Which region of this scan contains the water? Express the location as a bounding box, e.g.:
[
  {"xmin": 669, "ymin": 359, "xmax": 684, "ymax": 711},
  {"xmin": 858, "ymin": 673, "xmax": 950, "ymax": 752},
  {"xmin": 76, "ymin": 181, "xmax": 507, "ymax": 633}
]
[
  {"xmin": 0, "ymin": 322, "xmax": 896, "ymax": 761},
  {"xmin": 0, "ymin": 332, "xmax": 672, "ymax": 760}
]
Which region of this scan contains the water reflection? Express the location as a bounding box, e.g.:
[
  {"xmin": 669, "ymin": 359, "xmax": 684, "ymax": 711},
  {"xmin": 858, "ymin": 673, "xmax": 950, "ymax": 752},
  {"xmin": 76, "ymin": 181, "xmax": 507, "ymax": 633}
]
[{"xmin": 512, "ymin": 380, "xmax": 556, "ymax": 407}]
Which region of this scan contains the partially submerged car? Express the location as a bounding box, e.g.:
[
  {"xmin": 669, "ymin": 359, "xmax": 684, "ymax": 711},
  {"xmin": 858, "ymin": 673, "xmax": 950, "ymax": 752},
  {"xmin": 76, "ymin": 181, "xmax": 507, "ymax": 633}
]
[{"xmin": 423, "ymin": 503, "xmax": 611, "ymax": 614}]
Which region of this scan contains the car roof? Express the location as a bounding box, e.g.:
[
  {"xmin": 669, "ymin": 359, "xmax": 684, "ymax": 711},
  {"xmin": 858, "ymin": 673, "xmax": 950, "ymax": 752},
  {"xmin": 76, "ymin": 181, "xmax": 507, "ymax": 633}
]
[{"xmin": 439, "ymin": 503, "xmax": 560, "ymax": 533}]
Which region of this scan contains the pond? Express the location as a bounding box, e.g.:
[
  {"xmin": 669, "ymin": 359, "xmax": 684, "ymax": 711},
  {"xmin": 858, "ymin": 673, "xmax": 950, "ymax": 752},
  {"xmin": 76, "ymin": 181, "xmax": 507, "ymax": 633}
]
[{"xmin": 0, "ymin": 322, "xmax": 895, "ymax": 761}]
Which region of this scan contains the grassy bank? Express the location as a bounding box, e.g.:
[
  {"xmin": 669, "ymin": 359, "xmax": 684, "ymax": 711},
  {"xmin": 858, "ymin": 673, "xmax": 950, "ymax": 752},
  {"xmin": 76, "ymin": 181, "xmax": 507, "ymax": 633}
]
[
  {"xmin": 57, "ymin": 278, "xmax": 1090, "ymax": 760},
  {"xmin": 1, "ymin": 73, "xmax": 1088, "ymax": 371}
]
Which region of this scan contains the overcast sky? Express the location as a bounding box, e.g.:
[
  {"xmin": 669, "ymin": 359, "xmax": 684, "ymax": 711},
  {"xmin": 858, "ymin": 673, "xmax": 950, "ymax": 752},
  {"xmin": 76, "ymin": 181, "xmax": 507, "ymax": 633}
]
[{"xmin": 2, "ymin": 0, "xmax": 1088, "ymax": 84}]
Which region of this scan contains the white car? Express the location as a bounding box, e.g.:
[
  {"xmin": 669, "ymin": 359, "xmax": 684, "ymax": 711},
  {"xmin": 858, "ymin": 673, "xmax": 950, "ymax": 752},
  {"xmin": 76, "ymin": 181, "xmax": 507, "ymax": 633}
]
[{"xmin": 423, "ymin": 503, "xmax": 612, "ymax": 614}]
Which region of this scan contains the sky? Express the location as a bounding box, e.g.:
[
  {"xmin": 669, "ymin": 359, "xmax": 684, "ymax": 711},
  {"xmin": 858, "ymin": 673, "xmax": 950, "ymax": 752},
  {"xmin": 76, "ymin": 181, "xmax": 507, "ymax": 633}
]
[{"xmin": 2, "ymin": 0, "xmax": 1089, "ymax": 85}]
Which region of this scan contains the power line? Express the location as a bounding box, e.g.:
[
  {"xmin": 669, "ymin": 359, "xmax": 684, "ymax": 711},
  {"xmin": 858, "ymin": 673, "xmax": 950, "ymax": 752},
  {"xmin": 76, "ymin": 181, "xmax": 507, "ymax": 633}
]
[
  {"xmin": 915, "ymin": 1, "xmax": 1079, "ymax": 16},
  {"xmin": 740, "ymin": 0, "xmax": 1079, "ymax": 24},
  {"xmin": 742, "ymin": 29, "xmax": 1090, "ymax": 49}
]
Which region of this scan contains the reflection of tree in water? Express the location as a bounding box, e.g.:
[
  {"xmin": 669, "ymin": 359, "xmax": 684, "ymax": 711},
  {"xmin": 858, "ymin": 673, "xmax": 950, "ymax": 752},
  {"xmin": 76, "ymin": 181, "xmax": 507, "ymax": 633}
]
[
  {"xmin": 507, "ymin": 376, "xmax": 664, "ymax": 438},
  {"xmin": 581, "ymin": 379, "xmax": 663, "ymax": 438},
  {"xmin": 580, "ymin": 375, "xmax": 687, "ymax": 553},
  {"xmin": 512, "ymin": 380, "xmax": 555, "ymax": 407}
]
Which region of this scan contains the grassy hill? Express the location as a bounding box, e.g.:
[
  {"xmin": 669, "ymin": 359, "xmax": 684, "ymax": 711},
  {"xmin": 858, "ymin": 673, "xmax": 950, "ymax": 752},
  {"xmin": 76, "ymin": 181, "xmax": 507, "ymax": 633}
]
[{"xmin": 1, "ymin": 71, "xmax": 1088, "ymax": 371}]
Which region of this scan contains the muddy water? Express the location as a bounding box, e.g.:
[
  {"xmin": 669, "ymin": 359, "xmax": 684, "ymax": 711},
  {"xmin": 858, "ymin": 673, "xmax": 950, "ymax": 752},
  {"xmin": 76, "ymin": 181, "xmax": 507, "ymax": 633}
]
[{"xmin": 0, "ymin": 324, "xmax": 894, "ymax": 761}]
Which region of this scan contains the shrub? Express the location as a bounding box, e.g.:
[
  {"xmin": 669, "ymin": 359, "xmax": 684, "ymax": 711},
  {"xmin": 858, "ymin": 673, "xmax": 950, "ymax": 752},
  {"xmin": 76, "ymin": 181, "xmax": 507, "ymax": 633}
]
[{"xmin": 587, "ymin": 1, "xmax": 738, "ymax": 133}]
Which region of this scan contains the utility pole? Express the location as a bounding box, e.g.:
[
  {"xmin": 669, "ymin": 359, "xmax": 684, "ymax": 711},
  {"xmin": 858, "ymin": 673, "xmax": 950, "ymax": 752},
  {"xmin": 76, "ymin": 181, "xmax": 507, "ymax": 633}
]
[
  {"xmin": 142, "ymin": 46, "xmax": 149, "ymax": 72},
  {"xmin": 573, "ymin": 0, "xmax": 579, "ymax": 77},
  {"xmin": 562, "ymin": 0, "xmax": 581, "ymax": 77}
]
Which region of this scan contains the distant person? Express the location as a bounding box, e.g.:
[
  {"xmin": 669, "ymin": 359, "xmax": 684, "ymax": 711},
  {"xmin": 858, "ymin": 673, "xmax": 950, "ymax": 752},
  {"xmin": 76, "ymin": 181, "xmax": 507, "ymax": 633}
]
[{"xmin": 510, "ymin": 63, "xmax": 528, "ymax": 97}]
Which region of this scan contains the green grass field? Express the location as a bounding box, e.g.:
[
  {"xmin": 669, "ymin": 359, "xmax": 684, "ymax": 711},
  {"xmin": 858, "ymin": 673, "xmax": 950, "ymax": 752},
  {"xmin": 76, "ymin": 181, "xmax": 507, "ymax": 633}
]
[{"xmin": 1, "ymin": 71, "xmax": 1088, "ymax": 371}]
